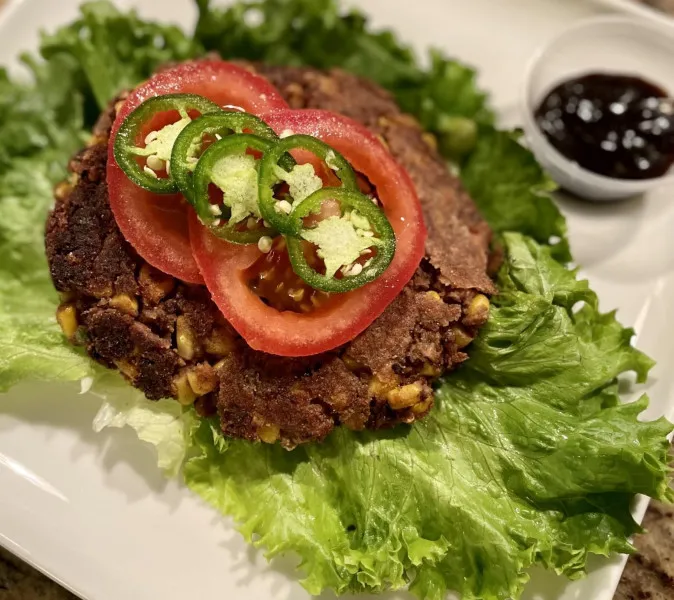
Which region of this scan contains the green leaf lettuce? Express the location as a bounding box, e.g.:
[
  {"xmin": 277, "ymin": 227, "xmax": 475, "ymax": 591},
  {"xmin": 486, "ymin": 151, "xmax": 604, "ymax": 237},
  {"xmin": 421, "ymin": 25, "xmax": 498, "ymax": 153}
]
[
  {"xmin": 195, "ymin": 0, "xmax": 493, "ymax": 156},
  {"xmin": 179, "ymin": 232, "xmax": 670, "ymax": 599},
  {"xmin": 40, "ymin": 0, "xmax": 200, "ymax": 110},
  {"xmin": 92, "ymin": 373, "xmax": 199, "ymax": 477},
  {"xmin": 0, "ymin": 1, "xmax": 199, "ymax": 391},
  {"xmin": 0, "ymin": 56, "xmax": 92, "ymax": 391}
]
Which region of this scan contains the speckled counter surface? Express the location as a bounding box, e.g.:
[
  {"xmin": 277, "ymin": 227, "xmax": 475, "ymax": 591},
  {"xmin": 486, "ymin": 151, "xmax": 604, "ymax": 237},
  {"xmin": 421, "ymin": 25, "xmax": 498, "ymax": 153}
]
[
  {"xmin": 615, "ymin": 500, "xmax": 674, "ymax": 600},
  {"xmin": 1, "ymin": 0, "xmax": 674, "ymax": 598},
  {"xmin": 0, "ymin": 549, "xmax": 77, "ymax": 600},
  {"xmin": 640, "ymin": 0, "xmax": 674, "ymax": 13}
]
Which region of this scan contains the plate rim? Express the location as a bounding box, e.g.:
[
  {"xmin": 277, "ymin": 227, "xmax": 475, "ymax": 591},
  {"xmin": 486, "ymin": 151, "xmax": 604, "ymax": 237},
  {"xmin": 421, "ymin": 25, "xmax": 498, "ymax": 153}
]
[{"xmin": 594, "ymin": 0, "xmax": 674, "ymax": 23}]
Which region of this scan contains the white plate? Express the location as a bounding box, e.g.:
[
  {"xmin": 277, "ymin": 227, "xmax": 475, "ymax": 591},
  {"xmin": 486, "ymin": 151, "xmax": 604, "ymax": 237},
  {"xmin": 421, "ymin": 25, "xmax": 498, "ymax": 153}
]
[{"xmin": 1, "ymin": 1, "xmax": 673, "ymax": 600}]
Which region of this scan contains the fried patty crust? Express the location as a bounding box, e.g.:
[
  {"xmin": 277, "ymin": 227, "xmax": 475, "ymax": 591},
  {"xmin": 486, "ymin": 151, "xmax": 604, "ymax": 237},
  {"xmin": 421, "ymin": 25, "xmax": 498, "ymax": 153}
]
[{"xmin": 45, "ymin": 64, "xmax": 496, "ymax": 448}]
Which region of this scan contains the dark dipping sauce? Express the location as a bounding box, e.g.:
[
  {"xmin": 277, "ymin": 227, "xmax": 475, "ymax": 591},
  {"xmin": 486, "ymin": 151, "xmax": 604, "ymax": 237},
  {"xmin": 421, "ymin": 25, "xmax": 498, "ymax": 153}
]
[{"xmin": 535, "ymin": 73, "xmax": 674, "ymax": 180}]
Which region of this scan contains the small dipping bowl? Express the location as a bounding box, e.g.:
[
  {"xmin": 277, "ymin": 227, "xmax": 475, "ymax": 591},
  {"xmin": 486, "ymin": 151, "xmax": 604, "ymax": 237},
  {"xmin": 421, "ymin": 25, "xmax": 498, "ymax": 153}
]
[{"xmin": 522, "ymin": 16, "xmax": 674, "ymax": 201}]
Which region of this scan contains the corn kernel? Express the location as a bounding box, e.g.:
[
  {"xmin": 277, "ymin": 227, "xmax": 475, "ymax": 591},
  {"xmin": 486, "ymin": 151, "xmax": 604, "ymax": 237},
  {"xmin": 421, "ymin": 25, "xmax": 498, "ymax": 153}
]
[
  {"xmin": 453, "ymin": 326, "xmax": 474, "ymax": 349},
  {"xmin": 139, "ymin": 264, "xmax": 175, "ymax": 304},
  {"xmin": 411, "ymin": 398, "xmax": 433, "ymax": 415},
  {"xmin": 330, "ymin": 392, "xmax": 350, "ymax": 411},
  {"xmin": 204, "ymin": 327, "xmax": 235, "ymax": 356},
  {"xmin": 173, "ymin": 371, "xmax": 197, "ymax": 405},
  {"xmin": 421, "ymin": 363, "xmax": 441, "ymax": 377},
  {"xmin": 387, "ymin": 382, "xmax": 423, "ymax": 410},
  {"xmin": 422, "ymin": 132, "xmax": 438, "ymax": 151},
  {"xmin": 54, "ymin": 181, "xmax": 72, "ymax": 201},
  {"xmin": 56, "ymin": 304, "xmax": 78, "ymax": 339},
  {"xmin": 368, "ymin": 373, "xmax": 399, "ymax": 398},
  {"xmin": 393, "ymin": 113, "xmax": 418, "ymax": 127},
  {"xmin": 186, "ymin": 363, "xmax": 218, "ymax": 396},
  {"xmin": 258, "ymin": 424, "xmax": 280, "ymax": 444},
  {"xmin": 285, "ymin": 82, "xmax": 303, "ymax": 96},
  {"xmin": 90, "ymin": 283, "xmax": 114, "ymax": 299},
  {"xmin": 114, "ymin": 359, "xmax": 138, "ymax": 380},
  {"xmin": 109, "ymin": 293, "xmax": 139, "ymax": 316},
  {"xmin": 213, "ymin": 358, "xmax": 228, "ymax": 373},
  {"xmin": 176, "ymin": 316, "xmax": 196, "ymax": 360},
  {"xmin": 425, "ymin": 291, "xmax": 442, "ymax": 302},
  {"xmin": 87, "ymin": 134, "xmax": 106, "ymax": 148},
  {"xmin": 317, "ymin": 75, "xmax": 338, "ymax": 95},
  {"xmin": 465, "ymin": 294, "xmax": 490, "ymax": 325}
]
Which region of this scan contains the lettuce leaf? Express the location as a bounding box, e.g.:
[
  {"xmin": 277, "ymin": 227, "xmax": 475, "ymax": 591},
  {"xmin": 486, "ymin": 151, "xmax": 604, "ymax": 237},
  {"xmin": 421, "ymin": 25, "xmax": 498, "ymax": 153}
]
[
  {"xmin": 0, "ymin": 2, "xmax": 671, "ymax": 600},
  {"xmin": 0, "ymin": 52, "xmax": 93, "ymax": 391},
  {"xmin": 461, "ymin": 129, "xmax": 571, "ymax": 261},
  {"xmin": 92, "ymin": 374, "xmax": 199, "ymax": 477},
  {"xmin": 0, "ymin": 2, "xmax": 199, "ymax": 391},
  {"xmin": 40, "ymin": 0, "xmax": 200, "ymax": 110},
  {"xmin": 194, "ymin": 0, "xmax": 493, "ymax": 152},
  {"xmin": 180, "ymin": 232, "xmax": 670, "ymax": 599}
]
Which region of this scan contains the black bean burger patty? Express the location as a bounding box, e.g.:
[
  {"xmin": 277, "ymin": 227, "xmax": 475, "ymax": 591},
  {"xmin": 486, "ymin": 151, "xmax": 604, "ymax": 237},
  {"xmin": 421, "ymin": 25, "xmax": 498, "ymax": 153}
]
[{"xmin": 45, "ymin": 63, "xmax": 497, "ymax": 448}]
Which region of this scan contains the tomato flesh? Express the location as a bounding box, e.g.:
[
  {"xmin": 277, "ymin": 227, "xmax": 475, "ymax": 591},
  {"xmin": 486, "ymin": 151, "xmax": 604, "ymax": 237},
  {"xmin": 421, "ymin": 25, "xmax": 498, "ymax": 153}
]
[
  {"xmin": 190, "ymin": 109, "xmax": 427, "ymax": 356},
  {"xmin": 107, "ymin": 61, "xmax": 288, "ymax": 283},
  {"xmin": 191, "ymin": 212, "xmax": 377, "ymax": 356},
  {"xmin": 246, "ymin": 237, "xmax": 331, "ymax": 313}
]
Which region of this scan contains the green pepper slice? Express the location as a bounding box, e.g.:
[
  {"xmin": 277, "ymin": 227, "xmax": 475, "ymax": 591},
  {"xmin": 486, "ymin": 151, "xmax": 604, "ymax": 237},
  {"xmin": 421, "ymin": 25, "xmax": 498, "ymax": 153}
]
[
  {"xmin": 113, "ymin": 93, "xmax": 222, "ymax": 194},
  {"xmin": 192, "ymin": 133, "xmax": 277, "ymax": 245},
  {"xmin": 258, "ymin": 134, "xmax": 358, "ymax": 236},
  {"xmin": 286, "ymin": 188, "xmax": 396, "ymax": 293},
  {"xmin": 171, "ymin": 112, "xmax": 294, "ymax": 204}
]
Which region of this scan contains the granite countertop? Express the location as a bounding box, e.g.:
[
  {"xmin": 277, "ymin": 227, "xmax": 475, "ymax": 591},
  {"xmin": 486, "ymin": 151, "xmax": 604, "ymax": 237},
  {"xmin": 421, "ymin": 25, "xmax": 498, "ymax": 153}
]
[
  {"xmin": 1, "ymin": 1, "xmax": 673, "ymax": 599},
  {"xmin": 641, "ymin": 0, "xmax": 674, "ymax": 12}
]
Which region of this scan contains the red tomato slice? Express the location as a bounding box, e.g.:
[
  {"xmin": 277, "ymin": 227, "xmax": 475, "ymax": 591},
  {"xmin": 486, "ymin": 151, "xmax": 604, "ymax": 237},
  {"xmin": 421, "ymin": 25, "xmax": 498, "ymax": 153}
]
[
  {"xmin": 107, "ymin": 60, "xmax": 288, "ymax": 283},
  {"xmin": 191, "ymin": 109, "xmax": 427, "ymax": 356}
]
